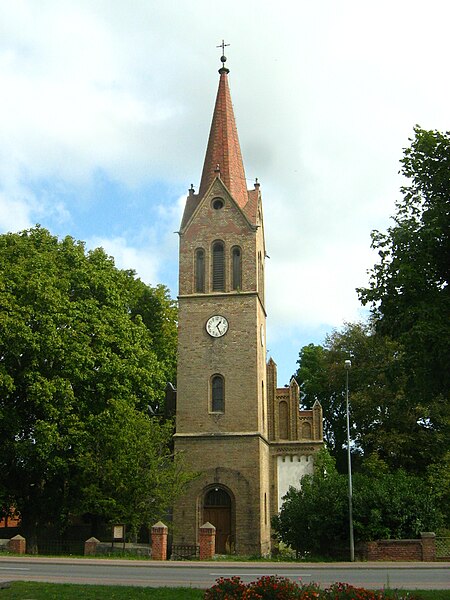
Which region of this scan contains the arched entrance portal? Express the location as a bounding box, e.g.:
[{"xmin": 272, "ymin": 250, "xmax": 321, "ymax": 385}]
[{"xmin": 203, "ymin": 487, "xmax": 232, "ymax": 554}]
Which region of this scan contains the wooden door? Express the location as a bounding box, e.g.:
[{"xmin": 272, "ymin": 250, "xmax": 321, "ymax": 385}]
[
  {"xmin": 203, "ymin": 488, "xmax": 232, "ymax": 554},
  {"xmin": 203, "ymin": 506, "xmax": 231, "ymax": 554}
]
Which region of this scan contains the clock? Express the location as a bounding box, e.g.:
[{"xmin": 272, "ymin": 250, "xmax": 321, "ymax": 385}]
[{"xmin": 206, "ymin": 315, "xmax": 229, "ymax": 337}]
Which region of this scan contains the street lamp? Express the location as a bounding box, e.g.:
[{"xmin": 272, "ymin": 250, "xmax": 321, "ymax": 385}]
[{"xmin": 344, "ymin": 359, "xmax": 355, "ymax": 562}]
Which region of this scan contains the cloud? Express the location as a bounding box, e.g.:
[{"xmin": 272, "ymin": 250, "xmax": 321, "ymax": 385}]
[
  {"xmin": 1, "ymin": 0, "xmax": 449, "ymax": 383},
  {"xmin": 85, "ymin": 193, "xmax": 185, "ymax": 289},
  {"xmin": 87, "ymin": 235, "xmax": 160, "ymax": 285},
  {"xmin": 0, "ymin": 191, "xmax": 33, "ymax": 232}
]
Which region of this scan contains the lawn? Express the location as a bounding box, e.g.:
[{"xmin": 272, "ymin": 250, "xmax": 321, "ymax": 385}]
[
  {"xmin": 0, "ymin": 582, "xmax": 448, "ymax": 600},
  {"xmin": 0, "ymin": 582, "xmax": 203, "ymax": 599}
]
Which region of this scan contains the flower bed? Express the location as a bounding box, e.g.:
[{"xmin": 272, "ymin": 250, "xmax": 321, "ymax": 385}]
[{"xmin": 204, "ymin": 576, "xmax": 420, "ymax": 599}]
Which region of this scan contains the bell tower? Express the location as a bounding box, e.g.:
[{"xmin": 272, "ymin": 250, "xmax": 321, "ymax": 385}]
[{"xmin": 173, "ymin": 51, "xmax": 271, "ymax": 555}]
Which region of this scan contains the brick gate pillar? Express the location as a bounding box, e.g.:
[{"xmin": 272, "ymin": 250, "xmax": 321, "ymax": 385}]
[
  {"xmin": 421, "ymin": 532, "xmax": 436, "ymax": 561},
  {"xmin": 199, "ymin": 522, "xmax": 216, "ymax": 560},
  {"xmin": 84, "ymin": 537, "xmax": 100, "ymax": 556},
  {"xmin": 151, "ymin": 521, "xmax": 168, "ymax": 560},
  {"xmin": 8, "ymin": 535, "xmax": 26, "ymax": 554}
]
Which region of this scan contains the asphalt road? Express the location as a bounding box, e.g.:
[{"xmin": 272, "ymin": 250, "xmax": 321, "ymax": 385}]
[{"xmin": 0, "ymin": 557, "xmax": 449, "ymax": 590}]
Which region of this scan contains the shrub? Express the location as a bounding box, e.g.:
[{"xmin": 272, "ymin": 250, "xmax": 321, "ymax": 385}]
[
  {"xmin": 244, "ymin": 575, "xmax": 304, "ymax": 599},
  {"xmin": 204, "ymin": 578, "xmax": 421, "ymax": 600},
  {"xmin": 204, "ymin": 575, "xmax": 247, "ymax": 599},
  {"xmin": 323, "ymin": 582, "xmax": 383, "ymax": 600}
]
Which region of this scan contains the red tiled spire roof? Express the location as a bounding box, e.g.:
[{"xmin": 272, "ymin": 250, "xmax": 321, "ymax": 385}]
[{"xmin": 198, "ymin": 64, "xmax": 248, "ymax": 209}]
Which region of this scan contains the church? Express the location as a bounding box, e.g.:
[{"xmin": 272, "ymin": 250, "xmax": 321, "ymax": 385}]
[{"xmin": 172, "ymin": 52, "xmax": 323, "ymax": 556}]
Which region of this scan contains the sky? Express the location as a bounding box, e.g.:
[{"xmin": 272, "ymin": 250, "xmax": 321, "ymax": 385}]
[{"xmin": 1, "ymin": 0, "xmax": 449, "ymax": 386}]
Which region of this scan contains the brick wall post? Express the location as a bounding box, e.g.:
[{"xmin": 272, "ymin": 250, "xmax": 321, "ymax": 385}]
[
  {"xmin": 8, "ymin": 534, "xmax": 26, "ymax": 554},
  {"xmin": 84, "ymin": 537, "xmax": 100, "ymax": 556},
  {"xmin": 366, "ymin": 541, "xmax": 378, "ymax": 561},
  {"xmin": 421, "ymin": 532, "xmax": 436, "ymax": 561},
  {"xmin": 199, "ymin": 522, "xmax": 216, "ymax": 560},
  {"xmin": 151, "ymin": 521, "xmax": 168, "ymax": 560}
]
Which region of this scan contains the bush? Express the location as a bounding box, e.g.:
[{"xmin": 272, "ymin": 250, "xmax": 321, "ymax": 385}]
[
  {"xmin": 273, "ymin": 469, "xmax": 442, "ymax": 557},
  {"xmin": 204, "ymin": 578, "xmax": 421, "ymax": 600},
  {"xmin": 204, "ymin": 576, "xmax": 247, "ymax": 599},
  {"xmin": 243, "ymin": 575, "xmax": 310, "ymax": 599}
]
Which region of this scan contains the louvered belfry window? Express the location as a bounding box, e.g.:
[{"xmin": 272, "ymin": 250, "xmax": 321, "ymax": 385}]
[
  {"xmin": 212, "ymin": 241, "xmax": 225, "ymax": 291},
  {"xmin": 195, "ymin": 248, "xmax": 205, "ymax": 293}
]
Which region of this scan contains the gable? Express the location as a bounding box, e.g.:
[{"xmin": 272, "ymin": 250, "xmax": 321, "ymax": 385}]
[{"xmin": 180, "ymin": 176, "xmax": 257, "ymax": 238}]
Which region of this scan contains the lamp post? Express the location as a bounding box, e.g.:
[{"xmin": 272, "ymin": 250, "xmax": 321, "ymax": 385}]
[{"xmin": 345, "ymin": 358, "xmax": 355, "ymax": 562}]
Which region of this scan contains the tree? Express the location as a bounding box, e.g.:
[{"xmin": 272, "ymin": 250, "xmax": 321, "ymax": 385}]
[
  {"xmin": 78, "ymin": 399, "xmax": 192, "ymax": 539},
  {"xmin": 273, "ymin": 459, "xmax": 442, "ymax": 557},
  {"xmin": 295, "ymin": 322, "xmax": 412, "ymax": 473},
  {"xmin": 0, "ymin": 227, "xmax": 180, "ymax": 549},
  {"xmin": 358, "ymin": 126, "xmax": 450, "ymax": 466}
]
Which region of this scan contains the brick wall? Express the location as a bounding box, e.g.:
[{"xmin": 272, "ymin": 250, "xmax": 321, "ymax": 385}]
[{"xmin": 361, "ymin": 533, "xmax": 436, "ymax": 561}]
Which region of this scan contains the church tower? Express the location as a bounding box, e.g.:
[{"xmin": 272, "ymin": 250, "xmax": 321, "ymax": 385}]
[
  {"xmin": 173, "ymin": 52, "xmax": 271, "ymax": 555},
  {"xmin": 172, "ymin": 51, "xmax": 323, "ymax": 556}
]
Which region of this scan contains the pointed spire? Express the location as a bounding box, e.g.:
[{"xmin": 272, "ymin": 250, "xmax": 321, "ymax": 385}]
[{"xmin": 198, "ymin": 53, "xmax": 248, "ymax": 209}]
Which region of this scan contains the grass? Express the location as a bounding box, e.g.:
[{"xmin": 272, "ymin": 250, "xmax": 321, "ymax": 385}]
[
  {"xmin": 0, "ymin": 583, "xmax": 448, "ymax": 600},
  {"xmin": 0, "ymin": 581, "xmax": 204, "ymax": 599}
]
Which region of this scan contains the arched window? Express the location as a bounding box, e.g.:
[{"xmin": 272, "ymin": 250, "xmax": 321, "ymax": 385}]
[
  {"xmin": 302, "ymin": 421, "xmax": 312, "ymax": 439},
  {"xmin": 195, "ymin": 248, "xmax": 205, "ymax": 293},
  {"xmin": 212, "ymin": 241, "xmax": 225, "ymax": 291},
  {"xmin": 231, "ymin": 246, "xmax": 242, "ymax": 290},
  {"xmin": 204, "ymin": 488, "xmax": 231, "ymax": 507},
  {"xmin": 258, "ymin": 251, "xmax": 264, "ymax": 303},
  {"xmin": 211, "ymin": 374, "xmax": 225, "ymax": 412},
  {"xmin": 279, "ymin": 400, "xmax": 288, "ymax": 439},
  {"xmin": 261, "ymin": 380, "xmax": 265, "ymax": 430}
]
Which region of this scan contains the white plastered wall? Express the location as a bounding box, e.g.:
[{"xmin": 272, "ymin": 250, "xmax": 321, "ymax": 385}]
[{"xmin": 277, "ymin": 454, "xmax": 314, "ymax": 510}]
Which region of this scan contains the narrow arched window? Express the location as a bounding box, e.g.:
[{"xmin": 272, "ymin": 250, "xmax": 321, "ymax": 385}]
[
  {"xmin": 212, "ymin": 241, "xmax": 225, "ymax": 291},
  {"xmin": 211, "ymin": 374, "xmax": 225, "ymax": 412},
  {"xmin": 302, "ymin": 421, "xmax": 312, "ymax": 439},
  {"xmin": 261, "ymin": 381, "xmax": 265, "ymax": 430},
  {"xmin": 232, "ymin": 246, "xmax": 242, "ymax": 290},
  {"xmin": 258, "ymin": 251, "xmax": 264, "ymax": 303},
  {"xmin": 279, "ymin": 400, "xmax": 288, "ymax": 439},
  {"xmin": 195, "ymin": 248, "xmax": 205, "ymax": 293}
]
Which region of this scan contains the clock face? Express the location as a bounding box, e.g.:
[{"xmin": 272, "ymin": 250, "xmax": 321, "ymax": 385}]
[{"xmin": 206, "ymin": 315, "xmax": 229, "ymax": 338}]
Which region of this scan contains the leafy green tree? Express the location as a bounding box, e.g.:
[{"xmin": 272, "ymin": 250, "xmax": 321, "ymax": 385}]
[
  {"xmin": 126, "ymin": 279, "xmax": 177, "ymax": 388},
  {"xmin": 273, "ymin": 463, "xmax": 442, "ymax": 557},
  {"xmin": 272, "ymin": 470, "xmax": 347, "ymax": 558},
  {"xmin": 0, "ymin": 227, "xmax": 180, "ymax": 549},
  {"xmin": 78, "ymin": 399, "xmax": 192, "ymax": 539},
  {"xmin": 358, "ymin": 126, "xmax": 450, "ymax": 466},
  {"xmin": 296, "ymin": 322, "xmax": 411, "ymax": 472},
  {"xmin": 426, "ymin": 451, "xmax": 450, "ymax": 528}
]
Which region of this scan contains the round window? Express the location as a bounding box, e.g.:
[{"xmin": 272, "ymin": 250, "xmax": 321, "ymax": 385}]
[{"xmin": 212, "ymin": 198, "xmax": 224, "ymax": 210}]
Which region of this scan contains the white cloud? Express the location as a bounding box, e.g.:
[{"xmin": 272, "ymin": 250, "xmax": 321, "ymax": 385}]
[
  {"xmin": 86, "ymin": 194, "xmax": 185, "ymax": 288},
  {"xmin": 0, "ymin": 191, "xmax": 33, "ymax": 232},
  {"xmin": 87, "ymin": 235, "xmax": 159, "ymax": 285},
  {"xmin": 0, "ymin": 0, "xmax": 449, "ymax": 383}
]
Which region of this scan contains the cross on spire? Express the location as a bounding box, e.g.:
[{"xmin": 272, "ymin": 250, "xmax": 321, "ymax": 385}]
[
  {"xmin": 216, "ymin": 39, "xmax": 230, "ymax": 56},
  {"xmin": 216, "ymin": 39, "xmax": 230, "ymax": 74}
]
